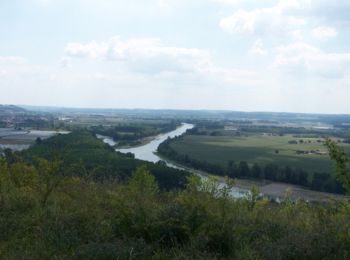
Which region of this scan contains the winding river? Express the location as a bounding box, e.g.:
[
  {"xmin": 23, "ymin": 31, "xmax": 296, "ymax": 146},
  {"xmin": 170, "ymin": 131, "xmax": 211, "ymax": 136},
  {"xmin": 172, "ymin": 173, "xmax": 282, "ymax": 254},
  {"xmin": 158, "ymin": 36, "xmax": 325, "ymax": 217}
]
[
  {"xmin": 116, "ymin": 123, "xmax": 194, "ymax": 164},
  {"xmin": 98, "ymin": 123, "xmax": 249, "ymax": 198}
]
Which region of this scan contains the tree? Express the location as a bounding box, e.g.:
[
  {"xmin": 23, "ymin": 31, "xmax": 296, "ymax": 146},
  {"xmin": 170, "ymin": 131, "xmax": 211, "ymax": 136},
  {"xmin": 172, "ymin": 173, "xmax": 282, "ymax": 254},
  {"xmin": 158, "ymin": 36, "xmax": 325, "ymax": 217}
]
[
  {"xmin": 238, "ymin": 161, "xmax": 250, "ymax": 178},
  {"xmin": 264, "ymin": 163, "xmax": 278, "ymax": 181},
  {"xmin": 128, "ymin": 165, "xmax": 159, "ymax": 198},
  {"xmin": 284, "ymin": 166, "xmax": 293, "ymax": 183},
  {"xmin": 227, "ymin": 160, "xmax": 238, "ymax": 178},
  {"xmin": 251, "ymin": 163, "xmax": 262, "ymax": 179},
  {"xmin": 36, "ymin": 159, "xmax": 63, "ymax": 207},
  {"xmin": 296, "ymin": 169, "xmax": 308, "ymax": 186},
  {"xmin": 3, "ymin": 149, "xmax": 20, "ymax": 165},
  {"xmin": 35, "ymin": 137, "xmax": 42, "ymax": 145},
  {"xmin": 325, "ymin": 139, "xmax": 350, "ymax": 193},
  {"xmin": 312, "ymin": 172, "xmax": 330, "ymax": 191}
]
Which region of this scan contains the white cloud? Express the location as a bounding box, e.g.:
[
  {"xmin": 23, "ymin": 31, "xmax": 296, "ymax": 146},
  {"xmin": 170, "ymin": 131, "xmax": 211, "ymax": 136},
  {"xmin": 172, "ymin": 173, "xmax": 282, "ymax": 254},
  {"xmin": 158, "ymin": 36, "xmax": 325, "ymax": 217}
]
[
  {"xmin": 0, "ymin": 70, "xmax": 8, "ymax": 78},
  {"xmin": 277, "ymin": 0, "xmax": 311, "ymax": 10},
  {"xmin": 249, "ymin": 39, "xmax": 268, "ymax": 55},
  {"xmin": 60, "ymin": 57, "xmax": 72, "ymax": 68},
  {"xmin": 312, "ymin": 26, "xmax": 337, "ymax": 39},
  {"xmin": 0, "ymin": 56, "xmax": 50, "ymax": 81},
  {"xmin": 290, "ymin": 29, "xmax": 303, "ymax": 40},
  {"xmin": 219, "ymin": 2, "xmax": 306, "ymax": 35},
  {"xmin": 0, "ymin": 56, "xmax": 27, "ymax": 65},
  {"xmin": 220, "ymin": 9, "xmax": 256, "ymax": 33},
  {"xmin": 273, "ymin": 42, "xmax": 350, "ymax": 78},
  {"xmin": 214, "ymin": 0, "xmax": 311, "ymax": 8},
  {"xmin": 213, "ymin": 0, "xmax": 242, "ymax": 5},
  {"xmin": 308, "ymin": 1, "xmax": 350, "ymax": 24},
  {"xmin": 65, "ymin": 37, "xmax": 212, "ymax": 74},
  {"xmin": 64, "ymin": 41, "xmax": 108, "ymax": 59},
  {"xmin": 63, "ymin": 36, "xmax": 261, "ymax": 88},
  {"xmin": 2, "ymin": 0, "xmax": 350, "ymax": 113}
]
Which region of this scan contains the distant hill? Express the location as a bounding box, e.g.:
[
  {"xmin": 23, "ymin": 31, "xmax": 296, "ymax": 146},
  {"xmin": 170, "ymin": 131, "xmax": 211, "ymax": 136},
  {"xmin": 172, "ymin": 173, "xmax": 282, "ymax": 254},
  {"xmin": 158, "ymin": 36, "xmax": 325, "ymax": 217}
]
[
  {"xmin": 18, "ymin": 105, "xmax": 350, "ymax": 122},
  {"xmin": 0, "ymin": 105, "xmax": 26, "ymax": 114}
]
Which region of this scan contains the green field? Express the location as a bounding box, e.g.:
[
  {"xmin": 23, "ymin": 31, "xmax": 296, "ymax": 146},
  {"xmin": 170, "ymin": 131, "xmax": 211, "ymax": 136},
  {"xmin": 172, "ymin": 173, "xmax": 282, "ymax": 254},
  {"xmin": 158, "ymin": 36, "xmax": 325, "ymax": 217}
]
[{"xmin": 169, "ymin": 134, "xmax": 350, "ymax": 174}]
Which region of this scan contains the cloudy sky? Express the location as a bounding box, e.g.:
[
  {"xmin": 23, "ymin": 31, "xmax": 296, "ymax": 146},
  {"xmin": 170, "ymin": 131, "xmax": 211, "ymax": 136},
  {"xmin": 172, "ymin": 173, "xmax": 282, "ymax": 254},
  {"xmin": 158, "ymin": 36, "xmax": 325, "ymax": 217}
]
[{"xmin": 1, "ymin": 0, "xmax": 350, "ymax": 113}]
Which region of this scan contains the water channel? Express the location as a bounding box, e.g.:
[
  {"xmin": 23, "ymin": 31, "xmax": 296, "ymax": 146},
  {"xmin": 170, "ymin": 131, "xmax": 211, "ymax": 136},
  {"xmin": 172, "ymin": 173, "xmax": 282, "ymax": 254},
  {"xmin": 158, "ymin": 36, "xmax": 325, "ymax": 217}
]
[{"xmin": 97, "ymin": 123, "xmax": 249, "ymax": 198}]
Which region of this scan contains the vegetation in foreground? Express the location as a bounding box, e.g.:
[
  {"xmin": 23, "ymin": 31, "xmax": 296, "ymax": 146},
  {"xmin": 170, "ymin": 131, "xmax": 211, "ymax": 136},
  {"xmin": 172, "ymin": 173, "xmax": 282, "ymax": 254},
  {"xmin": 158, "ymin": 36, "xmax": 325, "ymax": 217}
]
[
  {"xmin": 1, "ymin": 158, "xmax": 350, "ymax": 259},
  {"xmin": 0, "ymin": 130, "xmax": 350, "ymax": 258}
]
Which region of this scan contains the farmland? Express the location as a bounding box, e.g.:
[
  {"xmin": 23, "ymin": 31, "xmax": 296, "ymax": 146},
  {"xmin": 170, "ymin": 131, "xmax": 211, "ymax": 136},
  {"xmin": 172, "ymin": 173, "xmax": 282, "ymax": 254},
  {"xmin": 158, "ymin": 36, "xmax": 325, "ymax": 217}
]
[
  {"xmin": 168, "ymin": 134, "xmax": 350, "ymax": 174},
  {"xmin": 0, "ymin": 128, "xmax": 69, "ymax": 151},
  {"xmin": 158, "ymin": 122, "xmax": 350, "ymax": 194}
]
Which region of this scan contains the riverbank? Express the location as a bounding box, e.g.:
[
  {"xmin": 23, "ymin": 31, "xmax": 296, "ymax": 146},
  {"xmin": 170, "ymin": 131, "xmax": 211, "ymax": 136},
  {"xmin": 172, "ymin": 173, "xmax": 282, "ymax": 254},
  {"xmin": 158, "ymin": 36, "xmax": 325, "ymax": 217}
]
[
  {"xmin": 101, "ymin": 123, "xmax": 346, "ymax": 202},
  {"xmin": 157, "ymin": 152, "xmax": 347, "ymax": 202},
  {"xmin": 115, "ymin": 135, "xmax": 158, "ymax": 149}
]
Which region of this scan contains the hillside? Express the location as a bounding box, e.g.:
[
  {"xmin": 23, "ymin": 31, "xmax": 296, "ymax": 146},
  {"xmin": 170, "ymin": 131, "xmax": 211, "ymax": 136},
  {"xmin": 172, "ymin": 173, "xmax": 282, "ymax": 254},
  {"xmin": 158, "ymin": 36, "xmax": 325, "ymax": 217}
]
[
  {"xmin": 1, "ymin": 154, "xmax": 350, "ymax": 258},
  {"xmin": 18, "ymin": 130, "xmax": 190, "ymax": 190},
  {"xmin": 0, "ymin": 105, "xmax": 26, "ymax": 114}
]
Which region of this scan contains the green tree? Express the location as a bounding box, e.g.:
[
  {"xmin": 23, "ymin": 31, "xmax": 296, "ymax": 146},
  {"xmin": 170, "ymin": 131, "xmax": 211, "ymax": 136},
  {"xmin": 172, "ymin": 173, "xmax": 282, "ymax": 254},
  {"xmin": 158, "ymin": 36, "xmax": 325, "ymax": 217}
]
[
  {"xmin": 36, "ymin": 159, "xmax": 63, "ymax": 207},
  {"xmin": 227, "ymin": 160, "xmax": 238, "ymax": 178},
  {"xmin": 251, "ymin": 163, "xmax": 262, "ymax": 179},
  {"xmin": 239, "ymin": 161, "xmax": 250, "ymax": 177},
  {"xmin": 128, "ymin": 165, "xmax": 159, "ymax": 197},
  {"xmin": 325, "ymin": 139, "xmax": 350, "ymax": 193}
]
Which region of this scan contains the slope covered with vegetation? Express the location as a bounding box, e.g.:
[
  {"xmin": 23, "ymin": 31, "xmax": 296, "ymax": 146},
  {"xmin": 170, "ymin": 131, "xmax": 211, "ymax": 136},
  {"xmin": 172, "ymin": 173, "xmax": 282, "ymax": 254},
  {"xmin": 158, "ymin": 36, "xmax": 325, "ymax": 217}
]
[
  {"xmin": 15, "ymin": 130, "xmax": 190, "ymax": 190},
  {"xmin": 1, "ymin": 159, "xmax": 350, "ymax": 258},
  {"xmin": 1, "ymin": 133, "xmax": 350, "ymax": 258}
]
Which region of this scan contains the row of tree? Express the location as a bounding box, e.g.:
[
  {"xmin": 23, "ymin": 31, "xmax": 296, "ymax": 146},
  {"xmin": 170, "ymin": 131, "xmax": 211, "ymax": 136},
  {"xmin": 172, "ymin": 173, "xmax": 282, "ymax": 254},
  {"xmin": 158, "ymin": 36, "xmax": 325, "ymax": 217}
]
[{"xmin": 158, "ymin": 138, "xmax": 346, "ymax": 194}]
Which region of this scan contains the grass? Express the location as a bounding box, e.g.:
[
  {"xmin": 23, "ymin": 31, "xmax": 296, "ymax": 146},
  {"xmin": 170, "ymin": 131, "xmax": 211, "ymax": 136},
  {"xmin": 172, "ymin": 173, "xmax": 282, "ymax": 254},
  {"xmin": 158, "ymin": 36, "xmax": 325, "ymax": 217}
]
[{"xmin": 169, "ymin": 134, "xmax": 350, "ymax": 174}]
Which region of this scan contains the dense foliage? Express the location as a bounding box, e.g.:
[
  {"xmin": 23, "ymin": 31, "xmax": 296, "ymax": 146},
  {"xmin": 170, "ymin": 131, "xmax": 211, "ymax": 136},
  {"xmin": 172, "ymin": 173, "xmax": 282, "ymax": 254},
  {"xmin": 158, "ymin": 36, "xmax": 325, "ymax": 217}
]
[
  {"xmin": 1, "ymin": 121, "xmax": 350, "ymax": 258},
  {"xmin": 326, "ymin": 139, "xmax": 350, "ymax": 192},
  {"xmin": 1, "ymin": 159, "xmax": 350, "ymax": 259},
  {"xmin": 16, "ymin": 130, "xmax": 190, "ymax": 190}
]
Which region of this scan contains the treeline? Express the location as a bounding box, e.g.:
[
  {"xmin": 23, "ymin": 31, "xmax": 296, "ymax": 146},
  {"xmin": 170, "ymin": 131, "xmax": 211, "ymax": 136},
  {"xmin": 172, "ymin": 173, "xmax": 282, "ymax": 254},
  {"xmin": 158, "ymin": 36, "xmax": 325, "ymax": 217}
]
[
  {"xmin": 16, "ymin": 118, "xmax": 54, "ymax": 129},
  {"xmin": 189, "ymin": 123, "xmax": 350, "ymax": 140},
  {"xmin": 0, "ymin": 114, "xmax": 54, "ymax": 129},
  {"xmin": 12, "ymin": 130, "xmax": 190, "ymax": 190},
  {"xmin": 158, "ymin": 137, "xmax": 346, "ymax": 194},
  {"xmin": 226, "ymin": 161, "xmax": 345, "ymax": 194}
]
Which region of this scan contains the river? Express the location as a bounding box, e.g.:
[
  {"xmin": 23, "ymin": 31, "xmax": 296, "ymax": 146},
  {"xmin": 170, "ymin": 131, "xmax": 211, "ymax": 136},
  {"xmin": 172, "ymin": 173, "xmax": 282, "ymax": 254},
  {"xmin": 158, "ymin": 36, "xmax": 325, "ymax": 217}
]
[
  {"xmin": 97, "ymin": 123, "xmax": 249, "ymax": 198},
  {"xmin": 116, "ymin": 123, "xmax": 194, "ymax": 164}
]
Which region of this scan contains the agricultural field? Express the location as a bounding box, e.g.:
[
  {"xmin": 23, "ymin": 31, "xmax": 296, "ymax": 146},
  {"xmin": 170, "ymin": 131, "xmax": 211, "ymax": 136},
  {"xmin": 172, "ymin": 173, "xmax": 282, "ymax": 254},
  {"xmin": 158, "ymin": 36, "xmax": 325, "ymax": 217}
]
[
  {"xmin": 0, "ymin": 128, "xmax": 69, "ymax": 151},
  {"xmin": 168, "ymin": 133, "xmax": 350, "ymax": 175}
]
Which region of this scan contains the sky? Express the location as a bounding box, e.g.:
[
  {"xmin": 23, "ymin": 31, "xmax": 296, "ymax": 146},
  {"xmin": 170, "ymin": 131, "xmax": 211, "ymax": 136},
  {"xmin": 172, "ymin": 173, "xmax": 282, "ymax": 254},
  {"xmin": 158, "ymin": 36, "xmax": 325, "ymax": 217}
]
[{"xmin": 0, "ymin": 0, "xmax": 350, "ymax": 113}]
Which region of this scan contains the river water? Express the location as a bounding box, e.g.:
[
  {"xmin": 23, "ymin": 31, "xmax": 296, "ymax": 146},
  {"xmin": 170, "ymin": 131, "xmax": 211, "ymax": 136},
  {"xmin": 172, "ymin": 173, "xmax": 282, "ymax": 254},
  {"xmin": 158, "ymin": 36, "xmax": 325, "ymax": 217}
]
[
  {"xmin": 116, "ymin": 123, "xmax": 194, "ymax": 163},
  {"xmin": 98, "ymin": 123, "xmax": 249, "ymax": 198}
]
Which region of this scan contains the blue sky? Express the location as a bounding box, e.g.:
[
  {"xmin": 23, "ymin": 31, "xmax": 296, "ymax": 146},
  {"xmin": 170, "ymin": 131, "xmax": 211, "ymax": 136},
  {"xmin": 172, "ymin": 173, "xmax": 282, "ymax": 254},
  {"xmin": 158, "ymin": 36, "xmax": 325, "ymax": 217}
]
[{"xmin": 1, "ymin": 0, "xmax": 350, "ymax": 113}]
